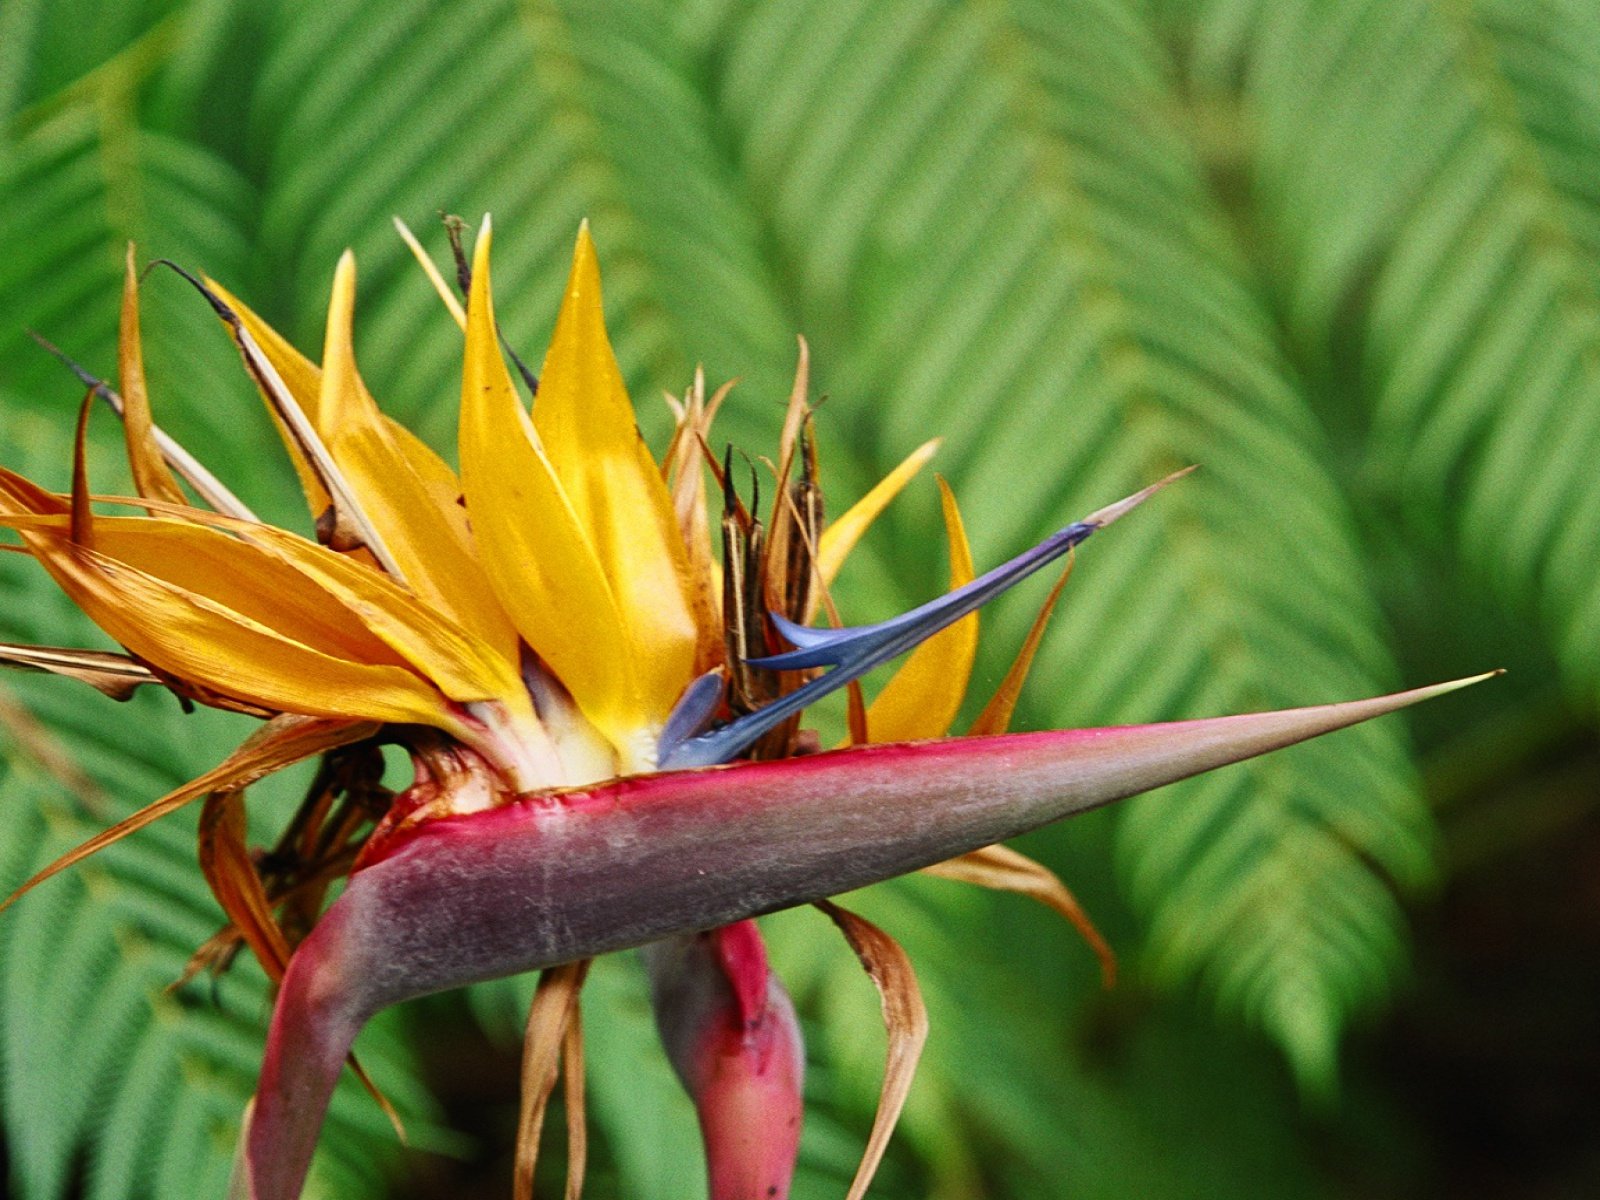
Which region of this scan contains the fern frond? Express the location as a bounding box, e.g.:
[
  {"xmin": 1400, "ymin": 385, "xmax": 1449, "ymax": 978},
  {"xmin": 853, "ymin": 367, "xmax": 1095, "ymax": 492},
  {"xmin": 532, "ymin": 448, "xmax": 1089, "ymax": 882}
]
[
  {"xmin": 1170, "ymin": 0, "xmax": 1600, "ymax": 721},
  {"xmin": 0, "ymin": 718, "xmax": 440, "ymax": 1200},
  {"xmin": 692, "ymin": 0, "xmax": 1427, "ymax": 1086}
]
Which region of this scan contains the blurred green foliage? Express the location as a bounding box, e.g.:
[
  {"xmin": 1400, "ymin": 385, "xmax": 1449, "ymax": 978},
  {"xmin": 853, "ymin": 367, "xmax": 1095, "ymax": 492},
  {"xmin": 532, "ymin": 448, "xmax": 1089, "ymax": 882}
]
[{"xmin": 0, "ymin": 0, "xmax": 1595, "ymax": 1196}]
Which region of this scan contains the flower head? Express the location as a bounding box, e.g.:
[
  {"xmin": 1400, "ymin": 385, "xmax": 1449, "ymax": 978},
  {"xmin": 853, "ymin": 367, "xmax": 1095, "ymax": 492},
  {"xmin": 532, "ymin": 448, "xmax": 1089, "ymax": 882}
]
[{"xmin": 0, "ymin": 221, "xmax": 1493, "ymax": 1200}]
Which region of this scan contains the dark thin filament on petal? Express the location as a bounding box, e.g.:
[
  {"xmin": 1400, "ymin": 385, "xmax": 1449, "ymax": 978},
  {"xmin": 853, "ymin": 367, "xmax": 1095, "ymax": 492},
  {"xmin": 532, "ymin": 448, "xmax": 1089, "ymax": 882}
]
[{"xmin": 26, "ymin": 330, "xmax": 259, "ymax": 521}]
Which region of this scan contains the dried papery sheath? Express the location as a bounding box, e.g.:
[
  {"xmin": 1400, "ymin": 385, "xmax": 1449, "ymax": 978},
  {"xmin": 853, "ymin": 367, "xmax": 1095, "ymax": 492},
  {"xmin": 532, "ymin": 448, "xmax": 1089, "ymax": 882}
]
[{"xmin": 0, "ymin": 220, "xmax": 1496, "ymax": 1200}]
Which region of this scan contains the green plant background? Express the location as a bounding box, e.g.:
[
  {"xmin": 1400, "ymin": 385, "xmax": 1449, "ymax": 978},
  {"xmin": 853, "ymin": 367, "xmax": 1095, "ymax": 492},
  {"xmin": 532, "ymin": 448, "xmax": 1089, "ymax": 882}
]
[{"xmin": 1, "ymin": 0, "xmax": 1595, "ymax": 1196}]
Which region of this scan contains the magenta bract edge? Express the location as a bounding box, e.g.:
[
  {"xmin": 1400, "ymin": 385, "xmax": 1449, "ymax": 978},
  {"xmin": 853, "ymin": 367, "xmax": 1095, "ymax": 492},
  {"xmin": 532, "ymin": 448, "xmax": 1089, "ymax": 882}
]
[{"xmin": 243, "ymin": 675, "xmax": 1489, "ymax": 1199}]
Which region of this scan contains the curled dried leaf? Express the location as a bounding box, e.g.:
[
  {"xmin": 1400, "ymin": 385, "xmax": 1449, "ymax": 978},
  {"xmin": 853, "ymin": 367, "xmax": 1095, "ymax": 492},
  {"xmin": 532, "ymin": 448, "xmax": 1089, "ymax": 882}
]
[
  {"xmin": 516, "ymin": 959, "xmax": 591, "ymax": 1200},
  {"xmin": 0, "ymin": 714, "xmax": 377, "ymax": 914},
  {"xmin": 0, "ymin": 642, "xmax": 156, "ymax": 701},
  {"xmin": 562, "ymin": 1004, "xmax": 588, "ymax": 1200},
  {"xmin": 815, "ymin": 900, "xmax": 929, "ymax": 1200},
  {"xmin": 921, "ymin": 843, "xmax": 1116, "ymax": 986},
  {"xmin": 199, "ymin": 789, "xmax": 292, "ymax": 980}
]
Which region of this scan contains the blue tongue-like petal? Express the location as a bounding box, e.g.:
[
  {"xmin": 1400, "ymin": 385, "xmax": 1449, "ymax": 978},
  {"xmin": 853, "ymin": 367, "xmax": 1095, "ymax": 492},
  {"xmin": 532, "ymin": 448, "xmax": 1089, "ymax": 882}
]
[
  {"xmin": 747, "ymin": 521, "xmax": 1092, "ymax": 673},
  {"xmin": 657, "ymin": 670, "xmax": 727, "ymax": 757},
  {"xmin": 660, "ymin": 469, "xmax": 1192, "ymax": 769}
]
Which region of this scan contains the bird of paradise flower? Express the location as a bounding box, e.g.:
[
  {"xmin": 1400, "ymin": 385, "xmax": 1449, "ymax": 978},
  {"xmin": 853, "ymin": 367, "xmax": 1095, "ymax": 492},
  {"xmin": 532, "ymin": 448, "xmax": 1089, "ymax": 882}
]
[{"xmin": 0, "ymin": 217, "xmax": 1493, "ymax": 1200}]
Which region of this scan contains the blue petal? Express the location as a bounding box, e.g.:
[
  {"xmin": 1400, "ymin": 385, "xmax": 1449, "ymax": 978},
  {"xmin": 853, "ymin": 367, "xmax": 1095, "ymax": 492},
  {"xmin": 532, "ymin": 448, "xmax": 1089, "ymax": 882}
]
[
  {"xmin": 656, "ymin": 670, "xmax": 728, "ymax": 763},
  {"xmin": 663, "ymin": 525, "xmax": 1089, "ymax": 768},
  {"xmin": 748, "ymin": 522, "xmax": 1094, "ymax": 672},
  {"xmin": 662, "ymin": 470, "xmax": 1191, "ymax": 769}
]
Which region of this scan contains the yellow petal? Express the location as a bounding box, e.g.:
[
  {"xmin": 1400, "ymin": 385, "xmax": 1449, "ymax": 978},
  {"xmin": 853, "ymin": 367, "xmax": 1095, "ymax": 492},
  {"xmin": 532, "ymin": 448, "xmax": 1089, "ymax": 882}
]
[
  {"xmin": 458, "ymin": 219, "xmax": 645, "ymax": 756},
  {"xmin": 316, "ymin": 251, "xmax": 520, "ymax": 665},
  {"xmin": 118, "ymin": 245, "xmax": 188, "ymax": 507},
  {"xmin": 815, "ymin": 438, "xmax": 940, "ymax": 592},
  {"xmin": 862, "ymin": 478, "xmax": 977, "ymax": 743},
  {"xmin": 534, "ymin": 224, "xmax": 697, "ymax": 724},
  {"xmin": 23, "ymin": 532, "xmax": 461, "ymax": 725},
  {"xmin": 1, "ymin": 714, "xmax": 374, "ymax": 914},
  {"xmin": 0, "ymin": 477, "xmax": 496, "ymax": 728}
]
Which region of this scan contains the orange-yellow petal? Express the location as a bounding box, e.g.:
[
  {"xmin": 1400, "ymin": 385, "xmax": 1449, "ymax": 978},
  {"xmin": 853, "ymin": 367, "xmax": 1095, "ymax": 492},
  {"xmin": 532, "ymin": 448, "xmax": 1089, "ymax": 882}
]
[
  {"xmin": 316, "ymin": 251, "xmax": 520, "ymax": 665},
  {"xmin": 458, "ymin": 219, "xmax": 645, "ymax": 757},
  {"xmin": 815, "ymin": 438, "xmax": 941, "ymax": 593},
  {"xmin": 118, "ymin": 245, "xmax": 187, "ymax": 507},
  {"xmin": 0, "ymin": 474, "xmax": 512, "ymax": 729},
  {"xmin": 199, "ymin": 788, "xmax": 294, "ymax": 980},
  {"xmin": 861, "ymin": 478, "xmax": 977, "ymax": 743},
  {"xmin": 0, "ymin": 469, "xmax": 401, "ymax": 667},
  {"xmin": 534, "ymin": 224, "xmax": 697, "ymax": 724},
  {"xmin": 19, "ymin": 533, "xmax": 461, "ymax": 725},
  {"xmin": 234, "ymin": 517, "xmax": 528, "ymax": 708}
]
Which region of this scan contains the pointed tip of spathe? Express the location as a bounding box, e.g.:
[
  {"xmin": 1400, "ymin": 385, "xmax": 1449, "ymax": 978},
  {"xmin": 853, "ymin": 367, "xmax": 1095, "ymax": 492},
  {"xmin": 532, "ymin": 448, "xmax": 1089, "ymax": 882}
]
[
  {"xmin": 1326, "ymin": 670, "xmax": 1502, "ymax": 722},
  {"xmin": 1420, "ymin": 668, "xmax": 1504, "ymax": 697},
  {"xmin": 1082, "ymin": 464, "xmax": 1197, "ymax": 529}
]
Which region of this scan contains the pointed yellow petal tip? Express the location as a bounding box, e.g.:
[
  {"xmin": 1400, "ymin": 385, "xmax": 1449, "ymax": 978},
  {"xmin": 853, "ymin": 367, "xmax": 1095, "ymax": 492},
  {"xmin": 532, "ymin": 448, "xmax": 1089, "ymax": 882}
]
[
  {"xmin": 327, "ymin": 254, "xmax": 357, "ymax": 330},
  {"xmin": 470, "ymin": 218, "xmax": 495, "ymax": 304},
  {"xmin": 567, "ymin": 222, "xmax": 602, "ymax": 304}
]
